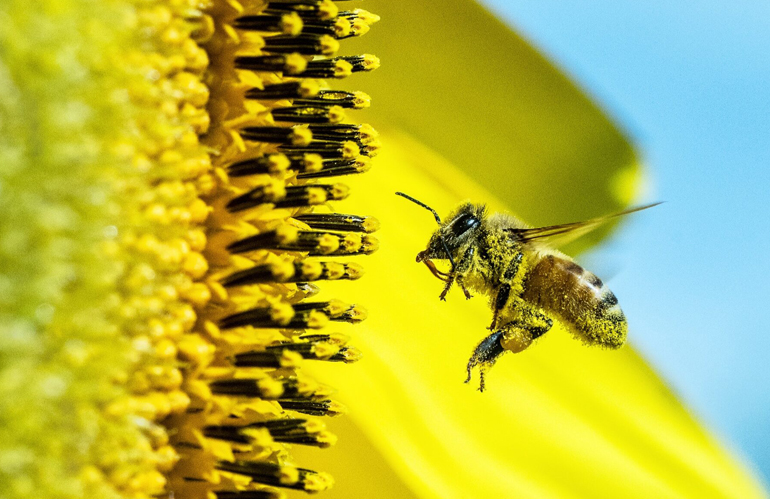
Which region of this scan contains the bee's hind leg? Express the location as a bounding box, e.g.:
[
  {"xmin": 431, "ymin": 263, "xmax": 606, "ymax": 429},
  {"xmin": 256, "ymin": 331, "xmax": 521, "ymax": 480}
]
[
  {"xmin": 499, "ymin": 312, "xmax": 553, "ymax": 353},
  {"xmin": 465, "ymin": 331, "xmax": 505, "ymax": 392},
  {"xmin": 466, "ymin": 314, "xmax": 552, "ymax": 392}
]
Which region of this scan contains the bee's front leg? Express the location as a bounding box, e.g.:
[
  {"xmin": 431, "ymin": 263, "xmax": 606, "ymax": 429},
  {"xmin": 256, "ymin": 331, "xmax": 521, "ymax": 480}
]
[
  {"xmin": 456, "ymin": 276, "xmax": 472, "ymax": 300},
  {"xmin": 439, "ymin": 246, "xmax": 475, "ymax": 301}
]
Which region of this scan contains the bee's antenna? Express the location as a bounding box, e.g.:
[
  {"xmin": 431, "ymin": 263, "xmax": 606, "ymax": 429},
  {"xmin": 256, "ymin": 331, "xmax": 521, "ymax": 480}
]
[
  {"xmin": 395, "ymin": 192, "xmax": 442, "ymax": 225},
  {"xmin": 395, "ymin": 192, "xmax": 456, "ymax": 271}
]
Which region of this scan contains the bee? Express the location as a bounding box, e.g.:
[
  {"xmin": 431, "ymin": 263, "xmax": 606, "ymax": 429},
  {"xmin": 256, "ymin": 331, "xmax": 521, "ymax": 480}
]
[{"xmin": 396, "ymin": 192, "xmax": 658, "ymax": 391}]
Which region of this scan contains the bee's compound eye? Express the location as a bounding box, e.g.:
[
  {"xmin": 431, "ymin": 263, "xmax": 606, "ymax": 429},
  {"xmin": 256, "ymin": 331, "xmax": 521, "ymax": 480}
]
[{"xmin": 451, "ymin": 213, "xmax": 480, "ymax": 236}]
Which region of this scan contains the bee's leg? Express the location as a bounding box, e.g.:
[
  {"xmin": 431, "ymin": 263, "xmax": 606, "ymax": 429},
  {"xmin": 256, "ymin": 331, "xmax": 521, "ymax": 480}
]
[
  {"xmin": 489, "ymin": 252, "xmax": 525, "ymax": 330},
  {"xmin": 489, "ymin": 284, "xmax": 511, "ymax": 330},
  {"xmin": 467, "ymin": 311, "xmax": 553, "ymax": 391},
  {"xmin": 438, "ymin": 276, "xmax": 454, "ymax": 301},
  {"xmin": 499, "ymin": 309, "xmax": 553, "ymax": 353},
  {"xmin": 440, "ymin": 246, "xmax": 475, "ymax": 301},
  {"xmin": 465, "ymin": 330, "xmax": 504, "ymax": 392},
  {"xmin": 456, "ymin": 275, "xmax": 472, "ymax": 300}
]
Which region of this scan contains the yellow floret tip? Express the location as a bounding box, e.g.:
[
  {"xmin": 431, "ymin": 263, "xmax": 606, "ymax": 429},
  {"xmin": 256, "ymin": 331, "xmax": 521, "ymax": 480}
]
[{"xmin": 281, "ymin": 12, "xmax": 303, "ymax": 36}]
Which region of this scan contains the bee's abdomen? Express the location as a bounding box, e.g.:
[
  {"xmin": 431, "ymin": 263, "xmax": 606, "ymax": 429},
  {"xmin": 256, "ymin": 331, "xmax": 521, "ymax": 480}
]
[{"xmin": 522, "ymin": 254, "xmax": 627, "ymax": 348}]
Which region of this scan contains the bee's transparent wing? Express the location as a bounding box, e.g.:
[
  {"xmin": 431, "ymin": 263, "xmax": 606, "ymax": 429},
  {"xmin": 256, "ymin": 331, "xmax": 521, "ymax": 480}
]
[{"xmin": 505, "ymin": 203, "xmax": 661, "ymax": 247}]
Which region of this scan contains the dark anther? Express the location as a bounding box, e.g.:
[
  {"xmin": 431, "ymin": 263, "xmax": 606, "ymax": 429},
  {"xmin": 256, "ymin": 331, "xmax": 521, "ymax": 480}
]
[
  {"xmin": 262, "ymin": 34, "xmax": 337, "ymax": 56},
  {"xmin": 240, "ymin": 126, "xmax": 306, "ymax": 144},
  {"xmin": 245, "ymin": 81, "xmax": 318, "ymax": 100},
  {"xmin": 233, "ymin": 14, "xmax": 292, "ymax": 33},
  {"xmin": 293, "ymin": 213, "xmax": 378, "ymax": 232},
  {"xmin": 272, "ymin": 106, "xmax": 341, "ymax": 124}
]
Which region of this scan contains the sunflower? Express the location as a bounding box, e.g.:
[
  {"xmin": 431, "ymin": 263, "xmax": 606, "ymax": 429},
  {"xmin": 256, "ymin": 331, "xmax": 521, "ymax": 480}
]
[{"xmin": 0, "ymin": 1, "xmax": 765, "ymax": 499}]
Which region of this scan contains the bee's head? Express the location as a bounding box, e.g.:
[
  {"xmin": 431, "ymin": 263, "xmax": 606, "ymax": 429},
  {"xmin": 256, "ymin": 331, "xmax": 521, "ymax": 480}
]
[{"xmin": 396, "ymin": 193, "xmax": 484, "ymax": 270}]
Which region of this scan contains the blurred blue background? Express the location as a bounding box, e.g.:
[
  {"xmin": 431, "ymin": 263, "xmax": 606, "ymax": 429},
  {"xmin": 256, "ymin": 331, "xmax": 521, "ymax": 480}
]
[{"xmin": 480, "ymin": 0, "xmax": 770, "ymax": 485}]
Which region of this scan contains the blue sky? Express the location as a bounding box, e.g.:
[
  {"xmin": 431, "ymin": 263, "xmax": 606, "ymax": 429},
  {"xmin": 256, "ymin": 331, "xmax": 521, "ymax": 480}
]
[{"xmin": 479, "ymin": 0, "xmax": 770, "ymax": 485}]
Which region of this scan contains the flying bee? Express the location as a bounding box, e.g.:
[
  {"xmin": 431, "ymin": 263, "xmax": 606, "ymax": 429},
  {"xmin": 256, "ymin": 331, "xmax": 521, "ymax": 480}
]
[{"xmin": 396, "ymin": 192, "xmax": 659, "ymax": 391}]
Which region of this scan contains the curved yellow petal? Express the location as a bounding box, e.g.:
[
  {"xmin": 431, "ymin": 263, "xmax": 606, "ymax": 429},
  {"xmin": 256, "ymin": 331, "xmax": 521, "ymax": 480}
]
[{"xmin": 298, "ymin": 131, "xmax": 766, "ymax": 498}]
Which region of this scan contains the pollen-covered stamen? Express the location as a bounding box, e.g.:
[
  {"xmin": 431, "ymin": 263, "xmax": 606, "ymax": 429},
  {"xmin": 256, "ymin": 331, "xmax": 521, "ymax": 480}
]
[
  {"xmin": 294, "ymin": 9, "xmax": 379, "ymax": 39},
  {"xmin": 210, "ymin": 376, "xmax": 322, "ymax": 400},
  {"xmin": 265, "ymin": 0, "xmax": 340, "ymax": 22},
  {"xmin": 277, "ymin": 397, "xmax": 346, "ymax": 417},
  {"xmin": 222, "ymin": 260, "xmax": 363, "ymax": 287},
  {"xmin": 330, "ymin": 346, "xmax": 363, "ymax": 363},
  {"xmin": 307, "ymin": 123, "xmax": 378, "ymax": 147},
  {"xmin": 244, "ymin": 80, "xmax": 320, "ymax": 100},
  {"xmin": 336, "ymin": 18, "xmax": 370, "ymax": 39},
  {"xmin": 298, "ymin": 333, "xmax": 350, "ymax": 345},
  {"xmin": 361, "ymin": 139, "xmax": 381, "ymax": 157},
  {"xmin": 227, "ymin": 154, "xmax": 291, "ymax": 177},
  {"xmin": 280, "ymin": 139, "xmax": 359, "ymax": 159},
  {"xmin": 293, "ymin": 212, "xmax": 380, "ymax": 233},
  {"xmin": 271, "ymin": 105, "xmax": 345, "ymax": 124},
  {"xmin": 221, "ymin": 350, "xmax": 289, "ymax": 368},
  {"xmin": 292, "ymin": 300, "xmax": 367, "ymax": 322},
  {"xmin": 219, "ymin": 305, "xmax": 329, "ymax": 330},
  {"xmin": 210, "ymin": 378, "xmax": 287, "ymax": 399},
  {"xmin": 293, "ymin": 89, "xmax": 371, "ymax": 109},
  {"xmin": 227, "ymin": 153, "xmax": 322, "ymax": 177},
  {"xmin": 240, "ymin": 125, "xmax": 312, "ymax": 146},
  {"xmin": 269, "ymin": 342, "xmax": 360, "ymax": 363},
  {"xmin": 279, "ymin": 376, "xmax": 328, "ymax": 398},
  {"xmin": 217, "ymin": 303, "xmax": 296, "ymax": 329},
  {"xmin": 293, "ymin": 54, "xmax": 379, "ymax": 78},
  {"xmin": 234, "ymin": 53, "xmax": 308, "ymax": 74},
  {"xmin": 226, "ymin": 183, "xmax": 348, "ymax": 212},
  {"xmin": 340, "ymin": 9, "xmax": 380, "ymax": 25},
  {"xmin": 224, "ymin": 181, "xmax": 288, "ymax": 212},
  {"xmin": 220, "ymin": 300, "xmax": 363, "ymax": 331},
  {"xmin": 297, "ymin": 16, "xmax": 351, "ymax": 38},
  {"xmin": 340, "ymin": 54, "xmax": 380, "ymax": 72},
  {"xmin": 284, "ymin": 153, "xmax": 324, "ymax": 173},
  {"xmin": 233, "ymin": 336, "xmax": 360, "ymax": 365},
  {"xmin": 231, "ymin": 351, "xmax": 294, "ymax": 369},
  {"xmin": 296, "ymin": 155, "xmax": 370, "ymax": 179},
  {"xmin": 204, "ymin": 418, "xmax": 336, "ymax": 448},
  {"xmin": 296, "ymin": 283, "xmax": 321, "ymax": 299},
  {"xmin": 330, "ymin": 303, "xmax": 368, "ymax": 323},
  {"xmin": 232, "ymin": 12, "xmax": 303, "ymax": 35},
  {"xmin": 305, "ymin": 58, "xmax": 352, "ymax": 78},
  {"xmin": 227, "ymin": 227, "xmax": 378, "ymax": 256},
  {"xmin": 261, "ymin": 33, "xmax": 339, "ymax": 56},
  {"xmin": 216, "ymin": 460, "xmax": 334, "ymax": 492},
  {"xmin": 266, "ymin": 344, "xmax": 363, "ymax": 364}
]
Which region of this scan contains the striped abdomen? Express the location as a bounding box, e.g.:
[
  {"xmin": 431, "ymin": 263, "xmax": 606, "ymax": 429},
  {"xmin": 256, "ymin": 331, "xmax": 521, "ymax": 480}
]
[{"xmin": 522, "ymin": 254, "xmax": 627, "ymax": 348}]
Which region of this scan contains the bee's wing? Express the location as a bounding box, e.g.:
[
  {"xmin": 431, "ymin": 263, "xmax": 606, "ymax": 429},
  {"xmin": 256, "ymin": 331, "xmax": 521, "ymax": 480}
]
[{"xmin": 505, "ymin": 202, "xmax": 661, "ymax": 247}]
